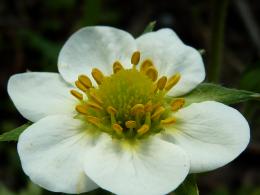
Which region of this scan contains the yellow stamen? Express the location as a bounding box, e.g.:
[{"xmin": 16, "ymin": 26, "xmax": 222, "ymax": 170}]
[
  {"xmin": 145, "ymin": 67, "xmax": 158, "ymax": 81},
  {"xmin": 144, "ymin": 101, "xmax": 153, "ymax": 112},
  {"xmin": 75, "ymin": 80, "xmax": 88, "ymax": 92},
  {"xmin": 78, "ymin": 75, "xmax": 92, "ymax": 89},
  {"xmin": 161, "ymin": 117, "xmax": 176, "ymax": 125},
  {"xmin": 89, "ymin": 90, "xmax": 103, "ymax": 105},
  {"xmin": 151, "ymin": 106, "xmax": 165, "ymax": 120},
  {"xmin": 165, "ymin": 73, "xmax": 181, "ymax": 91},
  {"xmin": 70, "ymin": 90, "xmax": 83, "ymax": 100},
  {"xmin": 91, "ymin": 68, "xmax": 104, "ymax": 85},
  {"xmin": 140, "ymin": 59, "xmax": 153, "ymax": 72},
  {"xmin": 113, "ymin": 61, "xmax": 124, "ymax": 73},
  {"xmin": 171, "ymin": 98, "xmax": 185, "ymax": 111},
  {"xmin": 86, "ymin": 101, "xmax": 103, "ymax": 111},
  {"xmin": 137, "ymin": 124, "xmax": 149, "ymax": 136},
  {"xmin": 75, "ymin": 105, "xmax": 88, "ymax": 114},
  {"xmin": 131, "ymin": 104, "xmax": 145, "ymax": 115},
  {"xmin": 112, "ymin": 123, "xmax": 123, "ymax": 135},
  {"xmin": 125, "ymin": 120, "xmax": 137, "ymax": 129},
  {"xmin": 86, "ymin": 116, "xmax": 101, "ymax": 127},
  {"xmin": 157, "ymin": 76, "xmax": 167, "ymax": 90},
  {"xmin": 107, "ymin": 106, "xmax": 117, "ymax": 115},
  {"xmin": 131, "ymin": 51, "xmax": 141, "ymax": 65}
]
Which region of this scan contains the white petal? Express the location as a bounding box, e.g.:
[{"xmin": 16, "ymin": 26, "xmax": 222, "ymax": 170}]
[
  {"xmin": 7, "ymin": 72, "xmax": 77, "ymax": 122},
  {"xmin": 161, "ymin": 101, "xmax": 250, "ymax": 173},
  {"xmin": 84, "ymin": 135, "xmax": 189, "ymax": 195},
  {"xmin": 18, "ymin": 115, "xmax": 98, "ymax": 194},
  {"xmin": 58, "ymin": 26, "xmax": 137, "ymax": 84},
  {"xmin": 136, "ymin": 28, "xmax": 205, "ymax": 96}
]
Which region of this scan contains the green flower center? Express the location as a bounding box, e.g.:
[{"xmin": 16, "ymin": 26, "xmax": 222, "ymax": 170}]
[{"xmin": 70, "ymin": 51, "xmax": 185, "ymax": 139}]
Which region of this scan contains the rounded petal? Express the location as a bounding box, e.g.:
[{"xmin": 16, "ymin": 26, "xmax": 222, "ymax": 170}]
[
  {"xmin": 136, "ymin": 28, "xmax": 205, "ymax": 96},
  {"xmin": 18, "ymin": 115, "xmax": 98, "ymax": 194},
  {"xmin": 58, "ymin": 26, "xmax": 137, "ymax": 84},
  {"xmin": 7, "ymin": 72, "xmax": 77, "ymax": 122},
  {"xmin": 161, "ymin": 101, "xmax": 250, "ymax": 173},
  {"xmin": 84, "ymin": 135, "xmax": 189, "ymax": 195}
]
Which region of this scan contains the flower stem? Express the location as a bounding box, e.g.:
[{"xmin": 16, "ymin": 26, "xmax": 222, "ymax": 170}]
[{"xmin": 208, "ymin": 0, "xmax": 230, "ymax": 82}]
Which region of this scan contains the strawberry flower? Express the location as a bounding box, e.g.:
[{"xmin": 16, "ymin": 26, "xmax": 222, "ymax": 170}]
[{"xmin": 8, "ymin": 26, "xmax": 249, "ymax": 195}]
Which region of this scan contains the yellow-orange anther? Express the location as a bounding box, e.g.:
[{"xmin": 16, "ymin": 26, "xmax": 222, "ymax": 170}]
[
  {"xmin": 89, "ymin": 90, "xmax": 103, "ymax": 105},
  {"xmin": 160, "ymin": 117, "xmax": 176, "ymax": 125},
  {"xmin": 75, "ymin": 105, "xmax": 88, "ymax": 114},
  {"xmin": 125, "ymin": 120, "xmax": 137, "ymax": 129},
  {"xmin": 165, "ymin": 73, "xmax": 181, "ymax": 91},
  {"xmin": 151, "ymin": 106, "xmax": 166, "ymax": 120},
  {"xmin": 70, "ymin": 90, "xmax": 83, "ymax": 100},
  {"xmin": 131, "ymin": 51, "xmax": 141, "ymax": 65},
  {"xmin": 113, "ymin": 61, "xmax": 124, "ymax": 73},
  {"xmin": 131, "ymin": 104, "xmax": 145, "ymax": 115},
  {"xmin": 137, "ymin": 124, "xmax": 150, "ymax": 136},
  {"xmin": 78, "ymin": 75, "xmax": 92, "ymax": 89},
  {"xmin": 112, "ymin": 123, "xmax": 123, "ymax": 135},
  {"xmin": 145, "ymin": 67, "xmax": 158, "ymax": 81},
  {"xmin": 86, "ymin": 101, "xmax": 103, "ymax": 111},
  {"xmin": 171, "ymin": 98, "xmax": 185, "ymax": 111},
  {"xmin": 107, "ymin": 106, "xmax": 117, "ymax": 115},
  {"xmin": 157, "ymin": 76, "xmax": 167, "ymax": 90},
  {"xmin": 144, "ymin": 101, "xmax": 153, "ymax": 112},
  {"xmin": 91, "ymin": 68, "xmax": 104, "ymax": 85},
  {"xmin": 75, "ymin": 80, "xmax": 88, "ymax": 92},
  {"xmin": 86, "ymin": 116, "xmax": 101, "ymax": 127},
  {"xmin": 140, "ymin": 59, "xmax": 153, "ymax": 72}
]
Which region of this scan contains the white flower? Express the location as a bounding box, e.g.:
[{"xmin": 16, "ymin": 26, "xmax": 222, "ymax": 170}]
[{"xmin": 7, "ymin": 26, "xmax": 250, "ymax": 195}]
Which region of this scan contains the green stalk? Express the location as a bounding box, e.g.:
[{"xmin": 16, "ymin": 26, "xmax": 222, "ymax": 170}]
[{"xmin": 209, "ymin": 0, "xmax": 230, "ymax": 82}]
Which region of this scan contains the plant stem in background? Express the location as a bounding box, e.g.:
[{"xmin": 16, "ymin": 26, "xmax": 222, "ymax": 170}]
[{"xmin": 209, "ymin": 0, "xmax": 230, "ymax": 82}]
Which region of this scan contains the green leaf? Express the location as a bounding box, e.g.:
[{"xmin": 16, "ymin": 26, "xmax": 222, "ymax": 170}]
[
  {"xmin": 182, "ymin": 83, "xmax": 260, "ymax": 106},
  {"xmin": 173, "ymin": 174, "xmax": 199, "ymax": 195},
  {"xmin": 142, "ymin": 21, "xmax": 156, "ymax": 34},
  {"xmin": 0, "ymin": 122, "xmax": 31, "ymax": 142}
]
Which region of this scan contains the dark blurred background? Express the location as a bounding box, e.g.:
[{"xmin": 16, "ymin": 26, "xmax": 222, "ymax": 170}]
[{"xmin": 0, "ymin": 0, "xmax": 260, "ymax": 194}]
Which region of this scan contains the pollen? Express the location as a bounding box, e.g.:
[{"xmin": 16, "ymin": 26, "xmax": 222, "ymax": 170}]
[
  {"xmin": 131, "ymin": 51, "xmax": 141, "ymax": 66},
  {"xmin": 171, "ymin": 98, "xmax": 185, "ymax": 111},
  {"xmin": 70, "ymin": 51, "xmax": 183, "ymax": 139},
  {"xmin": 78, "ymin": 75, "xmax": 92, "ymax": 89},
  {"xmin": 70, "ymin": 90, "xmax": 83, "ymax": 100},
  {"xmin": 91, "ymin": 68, "xmax": 104, "ymax": 85},
  {"xmin": 165, "ymin": 73, "xmax": 181, "ymax": 91}
]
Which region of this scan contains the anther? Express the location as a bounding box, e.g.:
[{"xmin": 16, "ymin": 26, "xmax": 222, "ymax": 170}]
[
  {"xmin": 78, "ymin": 75, "xmax": 92, "ymax": 89},
  {"xmin": 89, "ymin": 90, "xmax": 103, "ymax": 105},
  {"xmin": 137, "ymin": 124, "xmax": 150, "ymax": 136},
  {"xmin": 131, "ymin": 51, "xmax": 141, "ymax": 66},
  {"xmin": 151, "ymin": 106, "xmax": 166, "ymax": 120},
  {"xmin": 75, "ymin": 105, "xmax": 88, "ymax": 115},
  {"xmin": 107, "ymin": 106, "xmax": 117, "ymax": 115},
  {"xmin": 131, "ymin": 104, "xmax": 145, "ymax": 115},
  {"xmin": 157, "ymin": 76, "xmax": 167, "ymax": 90},
  {"xmin": 140, "ymin": 59, "xmax": 153, "ymax": 72},
  {"xmin": 144, "ymin": 101, "xmax": 153, "ymax": 112},
  {"xmin": 70, "ymin": 90, "xmax": 83, "ymax": 100},
  {"xmin": 165, "ymin": 73, "xmax": 181, "ymax": 91},
  {"xmin": 113, "ymin": 61, "xmax": 124, "ymax": 73},
  {"xmin": 86, "ymin": 101, "xmax": 103, "ymax": 111},
  {"xmin": 91, "ymin": 68, "xmax": 104, "ymax": 85},
  {"xmin": 112, "ymin": 123, "xmax": 123, "ymax": 135},
  {"xmin": 160, "ymin": 117, "xmax": 176, "ymax": 125},
  {"xmin": 145, "ymin": 67, "xmax": 158, "ymax": 81},
  {"xmin": 171, "ymin": 98, "xmax": 185, "ymax": 111},
  {"xmin": 86, "ymin": 116, "xmax": 101, "ymax": 127},
  {"xmin": 125, "ymin": 120, "xmax": 137, "ymax": 129},
  {"xmin": 75, "ymin": 80, "xmax": 88, "ymax": 92}
]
